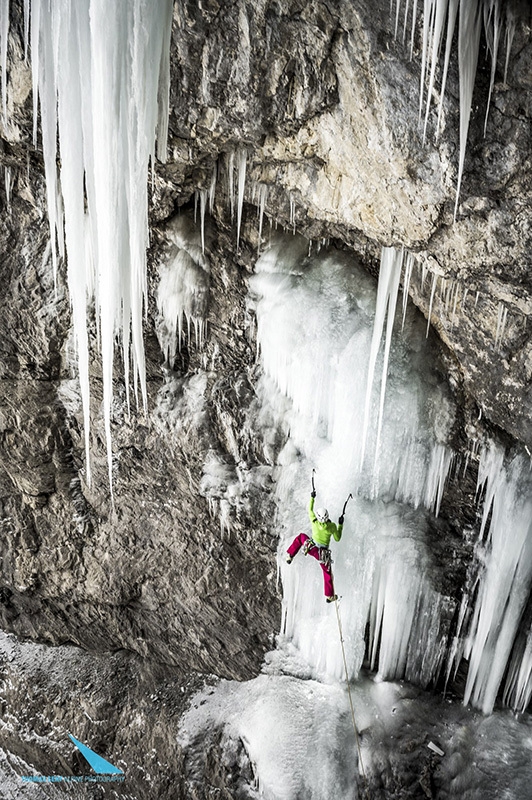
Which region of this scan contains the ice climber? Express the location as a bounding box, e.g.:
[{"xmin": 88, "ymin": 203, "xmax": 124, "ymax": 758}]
[{"xmin": 286, "ymin": 489, "xmax": 344, "ymax": 603}]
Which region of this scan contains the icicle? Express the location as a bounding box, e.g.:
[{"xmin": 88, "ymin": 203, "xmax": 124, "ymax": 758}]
[
  {"xmin": 454, "ymin": 0, "xmax": 482, "ymax": 219},
  {"xmin": 0, "ymin": 0, "xmax": 8, "ymax": 122},
  {"xmin": 426, "ymin": 271, "xmax": 438, "ymax": 337},
  {"xmin": 374, "ymin": 250, "xmax": 403, "ymax": 468},
  {"xmin": 369, "ymin": 558, "xmax": 448, "ymax": 687},
  {"xmin": 483, "ymin": 0, "xmax": 501, "ymax": 135},
  {"xmin": 421, "ymin": 261, "xmax": 428, "ymax": 289},
  {"xmin": 424, "ymin": 443, "xmax": 453, "ymax": 516},
  {"xmin": 30, "ymin": 0, "xmax": 40, "ymax": 146},
  {"xmin": 256, "ymin": 183, "xmax": 268, "ymax": 255},
  {"xmin": 494, "ymin": 302, "xmax": 508, "ymax": 351},
  {"xmin": 199, "ymin": 188, "xmax": 207, "ymax": 254},
  {"xmin": 236, "ymin": 148, "xmax": 247, "ymax": 250},
  {"xmin": 23, "ymin": 0, "xmax": 29, "ymax": 60},
  {"xmin": 30, "ymin": 0, "xmax": 174, "ymax": 493},
  {"xmin": 394, "ymin": 0, "xmax": 401, "ymax": 38},
  {"xmin": 474, "ymin": 290, "xmax": 480, "ymax": 307},
  {"xmin": 360, "ymin": 247, "xmax": 403, "ymax": 470},
  {"xmin": 227, "ymin": 149, "xmax": 235, "ymax": 221},
  {"xmin": 503, "ymin": 9, "xmax": 516, "ymax": 85},
  {"xmin": 444, "ymin": 591, "xmax": 471, "ymax": 690},
  {"xmin": 418, "ymin": 0, "xmax": 435, "ymax": 121},
  {"xmin": 436, "ymin": 0, "xmax": 459, "ymax": 136},
  {"xmin": 155, "ymin": 0, "xmax": 173, "ymax": 163},
  {"xmin": 450, "ymin": 281, "xmax": 459, "ymax": 329},
  {"xmin": 441, "ymin": 278, "xmax": 449, "ymax": 313},
  {"xmin": 401, "ymin": 252, "xmax": 414, "ymax": 330},
  {"xmin": 422, "ymin": 0, "xmax": 448, "ymax": 144},
  {"xmin": 410, "ymin": 0, "xmax": 419, "ymax": 59},
  {"xmin": 402, "ymin": 0, "xmax": 410, "ymax": 43},
  {"xmin": 208, "ymin": 164, "xmax": 217, "ymax": 215},
  {"xmin": 4, "ymin": 165, "xmax": 11, "ymax": 211},
  {"xmin": 289, "ymin": 193, "xmax": 296, "ymax": 234},
  {"xmin": 463, "ymin": 447, "xmax": 532, "ymax": 714}
]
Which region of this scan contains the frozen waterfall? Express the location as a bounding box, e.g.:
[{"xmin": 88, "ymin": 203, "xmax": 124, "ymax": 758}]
[{"xmin": 251, "ymin": 235, "xmax": 532, "ymax": 714}]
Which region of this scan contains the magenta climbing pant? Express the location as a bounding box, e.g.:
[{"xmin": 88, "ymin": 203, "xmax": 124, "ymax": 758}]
[{"xmin": 287, "ymin": 533, "xmax": 334, "ymax": 597}]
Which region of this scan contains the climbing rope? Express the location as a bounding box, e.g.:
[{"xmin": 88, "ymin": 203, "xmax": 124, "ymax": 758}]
[{"xmin": 334, "ymin": 596, "xmax": 367, "ymax": 784}]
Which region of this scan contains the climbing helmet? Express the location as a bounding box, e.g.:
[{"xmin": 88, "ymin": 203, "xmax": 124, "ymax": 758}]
[{"xmin": 315, "ymin": 507, "xmax": 329, "ymax": 523}]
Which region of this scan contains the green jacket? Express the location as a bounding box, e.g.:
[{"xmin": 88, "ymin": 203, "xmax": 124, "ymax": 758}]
[{"xmin": 309, "ymin": 496, "xmax": 343, "ymax": 547}]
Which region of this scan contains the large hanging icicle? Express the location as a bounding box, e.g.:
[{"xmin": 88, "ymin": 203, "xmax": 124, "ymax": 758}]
[
  {"xmin": 30, "ymin": 0, "xmax": 173, "ymax": 491},
  {"xmin": 395, "ymin": 0, "xmax": 517, "ymax": 212},
  {"xmin": 483, "ymin": 0, "xmax": 501, "ymax": 134},
  {"xmin": 360, "ymin": 247, "xmax": 403, "ymax": 472},
  {"xmin": 454, "ymin": 0, "xmax": 482, "ymax": 218}
]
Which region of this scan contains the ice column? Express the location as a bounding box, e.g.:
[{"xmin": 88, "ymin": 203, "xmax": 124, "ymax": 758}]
[
  {"xmin": 30, "ymin": 0, "xmax": 173, "ymax": 490},
  {"xmin": 462, "ymin": 445, "xmax": 532, "ymax": 713}
]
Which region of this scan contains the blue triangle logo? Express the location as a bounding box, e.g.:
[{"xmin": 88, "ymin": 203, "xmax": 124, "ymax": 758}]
[{"xmin": 69, "ymin": 734, "xmax": 124, "ymax": 775}]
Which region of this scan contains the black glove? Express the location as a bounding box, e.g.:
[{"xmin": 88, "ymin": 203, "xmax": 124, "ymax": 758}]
[
  {"xmin": 338, "ymin": 515, "xmax": 344, "ymax": 525},
  {"xmin": 311, "ymin": 491, "xmax": 316, "ymax": 498}
]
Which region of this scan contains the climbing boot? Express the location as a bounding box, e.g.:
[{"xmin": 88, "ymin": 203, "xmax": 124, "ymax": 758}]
[
  {"xmin": 286, "ymin": 555, "xmax": 293, "ymax": 564},
  {"xmin": 326, "ymin": 595, "xmax": 338, "ymax": 603}
]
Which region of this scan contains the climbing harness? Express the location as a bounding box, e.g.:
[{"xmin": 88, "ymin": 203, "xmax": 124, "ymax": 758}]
[
  {"xmin": 318, "ymin": 547, "xmax": 332, "ymax": 569},
  {"xmin": 334, "ymin": 596, "xmax": 367, "ymax": 784},
  {"xmin": 302, "ymin": 539, "xmax": 333, "ymax": 568}
]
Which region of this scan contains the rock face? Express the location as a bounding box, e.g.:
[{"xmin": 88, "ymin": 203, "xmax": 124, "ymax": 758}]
[
  {"xmin": 0, "ymin": 0, "xmax": 531, "ymax": 795},
  {"xmin": 162, "ymin": 0, "xmax": 532, "ymax": 447}
]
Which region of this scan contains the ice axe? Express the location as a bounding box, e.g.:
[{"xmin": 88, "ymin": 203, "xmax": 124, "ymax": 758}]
[
  {"xmin": 339, "ymin": 493, "xmax": 353, "ymax": 525},
  {"xmin": 341, "ymin": 493, "xmax": 353, "ymax": 517},
  {"xmin": 311, "ymin": 469, "xmax": 316, "ymax": 497}
]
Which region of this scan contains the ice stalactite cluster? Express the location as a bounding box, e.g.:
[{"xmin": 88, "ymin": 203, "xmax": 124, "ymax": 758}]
[
  {"xmin": 402, "ymin": 251, "xmax": 513, "ymax": 352},
  {"xmin": 391, "ymin": 0, "xmax": 517, "ymax": 213},
  {"xmin": 28, "ymin": 0, "xmax": 173, "ymax": 489},
  {"xmin": 456, "ymin": 446, "xmax": 532, "ymax": 714},
  {"xmin": 252, "ymin": 237, "xmax": 456, "ymax": 685},
  {"xmin": 252, "ymin": 234, "xmax": 532, "ymax": 713},
  {"xmin": 156, "ymin": 215, "xmax": 210, "ymax": 365}
]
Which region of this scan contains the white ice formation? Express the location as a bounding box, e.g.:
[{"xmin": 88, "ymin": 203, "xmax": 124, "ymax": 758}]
[
  {"xmin": 156, "ymin": 214, "xmax": 210, "ymax": 364},
  {"xmin": 252, "ymin": 235, "xmax": 532, "ymax": 714},
  {"xmin": 28, "ymin": 0, "xmax": 173, "ymax": 489},
  {"xmin": 391, "ymin": 0, "xmax": 517, "ymax": 214}
]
